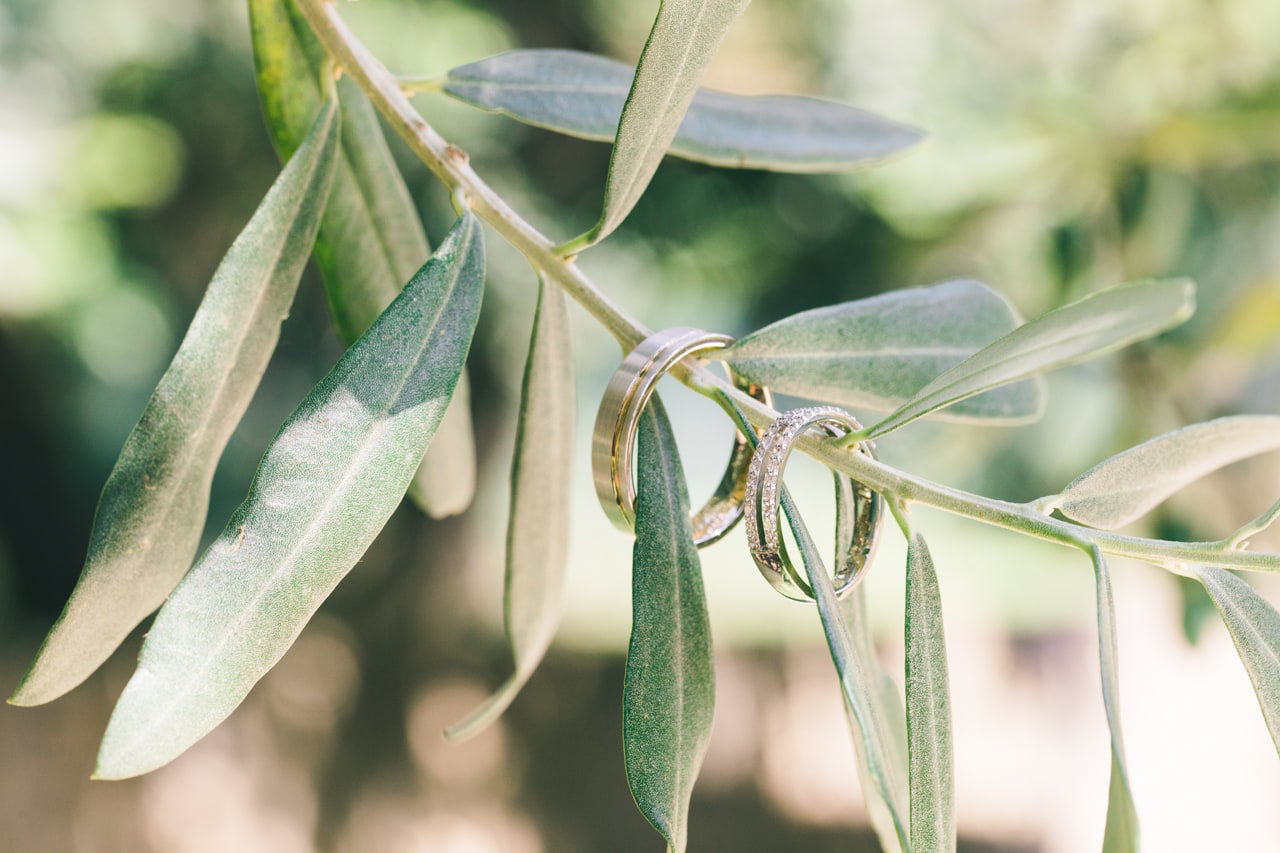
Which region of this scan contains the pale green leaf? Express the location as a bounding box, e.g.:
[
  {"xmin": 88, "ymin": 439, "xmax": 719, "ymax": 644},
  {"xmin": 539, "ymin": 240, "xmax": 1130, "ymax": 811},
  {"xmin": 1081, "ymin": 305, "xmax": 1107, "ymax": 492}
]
[
  {"xmin": 1195, "ymin": 566, "xmax": 1280, "ymax": 755},
  {"xmin": 8, "ymin": 100, "xmax": 340, "ymax": 707},
  {"xmin": 94, "ymin": 214, "xmax": 485, "ymax": 779},
  {"xmin": 624, "ymin": 397, "xmax": 715, "ymax": 853},
  {"xmin": 443, "ymin": 49, "xmax": 921, "ymax": 172},
  {"xmin": 445, "ymin": 276, "xmax": 575, "ymax": 741},
  {"xmin": 1090, "ymin": 547, "xmax": 1139, "ymax": 852},
  {"xmin": 904, "ymin": 533, "xmax": 955, "ymax": 853},
  {"xmin": 562, "ymin": 0, "xmax": 752, "ymax": 251},
  {"xmin": 1056, "ymin": 415, "xmax": 1280, "ymax": 530},
  {"xmin": 839, "ymin": 585, "xmax": 910, "ymax": 853},
  {"xmin": 779, "ymin": 488, "xmax": 909, "ymax": 851},
  {"xmin": 250, "ymin": 0, "xmax": 475, "ymax": 518},
  {"xmin": 867, "ymin": 279, "xmax": 1196, "ymax": 438},
  {"xmin": 724, "ymin": 279, "xmax": 1043, "ymax": 422}
]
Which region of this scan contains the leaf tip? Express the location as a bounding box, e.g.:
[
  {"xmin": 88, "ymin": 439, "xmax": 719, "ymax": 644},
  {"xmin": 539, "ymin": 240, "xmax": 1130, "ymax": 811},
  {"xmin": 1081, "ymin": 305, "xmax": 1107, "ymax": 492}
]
[
  {"xmin": 6, "ymin": 666, "xmax": 58, "ymax": 707},
  {"xmin": 441, "ymin": 675, "xmax": 521, "ymax": 743}
]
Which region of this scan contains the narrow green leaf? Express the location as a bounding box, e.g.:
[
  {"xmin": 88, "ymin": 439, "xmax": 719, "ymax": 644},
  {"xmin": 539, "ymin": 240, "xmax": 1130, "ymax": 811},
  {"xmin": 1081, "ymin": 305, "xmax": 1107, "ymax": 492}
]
[
  {"xmin": 723, "ymin": 279, "xmax": 1043, "ymax": 422},
  {"xmin": 8, "ymin": 100, "xmax": 340, "ymax": 707},
  {"xmin": 562, "ymin": 0, "xmax": 752, "ymax": 252},
  {"xmin": 1196, "ymin": 566, "xmax": 1280, "ymax": 755},
  {"xmin": 445, "ymin": 276, "xmax": 575, "ymax": 742},
  {"xmin": 779, "ymin": 488, "xmax": 910, "ymax": 851},
  {"xmin": 839, "ymin": 585, "xmax": 910, "ymax": 853},
  {"xmin": 867, "ymin": 279, "xmax": 1196, "ymax": 438},
  {"xmin": 250, "ymin": 0, "xmax": 475, "ymax": 518},
  {"xmin": 717, "ymin": 388, "xmax": 909, "ymax": 851},
  {"xmin": 442, "ymin": 49, "xmax": 921, "ymax": 172},
  {"xmin": 94, "ymin": 214, "xmax": 485, "ymax": 779},
  {"xmin": 904, "ymin": 533, "xmax": 955, "ymax": 852},
  {"xmin": 1090, "ymin": 547, "xmax": 1139, "ymax": 852},
  {"xmin": 624, "ymin": 397, "xmax": 715, "ymax": 853},
  {"xmin": 1055, "ymin": 416, "xmax": 1280, "ymax": 530}
]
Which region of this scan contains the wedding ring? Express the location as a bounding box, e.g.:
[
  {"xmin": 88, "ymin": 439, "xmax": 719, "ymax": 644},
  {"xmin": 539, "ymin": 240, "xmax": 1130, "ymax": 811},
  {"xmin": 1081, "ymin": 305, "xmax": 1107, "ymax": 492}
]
[
  {"xmin": 744, "ymin": 406, "xmax": 883, "ymax": 602},
  {"xmin": 592, "ymin": 327, "xmax": 773, "ymax": 546}
]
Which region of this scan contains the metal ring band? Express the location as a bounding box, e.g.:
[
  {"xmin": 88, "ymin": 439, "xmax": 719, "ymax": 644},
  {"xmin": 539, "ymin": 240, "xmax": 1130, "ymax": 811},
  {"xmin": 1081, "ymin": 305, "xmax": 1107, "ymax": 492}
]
[
  {"xmin": 592, "ymin": 327, "xmax": 774, "ymax": 547},
  {"xmin": 744, "ymin": 406, "xmax": 884, "ymax": 602}
]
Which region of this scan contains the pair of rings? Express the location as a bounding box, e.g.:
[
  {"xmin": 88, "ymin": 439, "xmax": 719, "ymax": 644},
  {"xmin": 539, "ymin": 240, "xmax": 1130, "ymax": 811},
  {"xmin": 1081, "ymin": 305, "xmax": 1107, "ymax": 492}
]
[{"xmin": 591, "ymin": 327, "xmax": 884, "ymax": 602}]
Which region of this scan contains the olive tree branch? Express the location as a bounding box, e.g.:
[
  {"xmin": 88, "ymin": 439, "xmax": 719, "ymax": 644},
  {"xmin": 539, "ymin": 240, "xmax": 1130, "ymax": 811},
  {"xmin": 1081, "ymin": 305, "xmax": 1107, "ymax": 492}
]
[{"xmin": 294, "ymin": 0, "xmax": 1280, "ymax": 577}]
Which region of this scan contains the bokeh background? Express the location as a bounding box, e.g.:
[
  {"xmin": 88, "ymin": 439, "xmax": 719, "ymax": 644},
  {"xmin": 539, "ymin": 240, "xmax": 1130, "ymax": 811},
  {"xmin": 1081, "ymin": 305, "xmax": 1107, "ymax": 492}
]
[{"xmin": 3, "ymin": 0, "xmax": 1280, "ymax": 850}]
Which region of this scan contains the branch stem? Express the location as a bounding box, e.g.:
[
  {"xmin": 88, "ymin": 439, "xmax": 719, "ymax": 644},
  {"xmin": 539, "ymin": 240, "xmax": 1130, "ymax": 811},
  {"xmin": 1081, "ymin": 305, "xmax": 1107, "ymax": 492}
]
[{"xmin": 295, "ymin": 0, "xmax": 1280, "ymax": 577}]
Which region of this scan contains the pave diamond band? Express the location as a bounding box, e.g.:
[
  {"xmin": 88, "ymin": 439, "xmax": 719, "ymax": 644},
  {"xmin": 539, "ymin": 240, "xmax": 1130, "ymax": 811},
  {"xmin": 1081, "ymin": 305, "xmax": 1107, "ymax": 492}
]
[
  {"xmin": 744, "ymin": 406, "xmax": 883, "ymax": 602},
  {"xmin": 592, "ymin": 327, "xmax": 773, "ymax": 547}
]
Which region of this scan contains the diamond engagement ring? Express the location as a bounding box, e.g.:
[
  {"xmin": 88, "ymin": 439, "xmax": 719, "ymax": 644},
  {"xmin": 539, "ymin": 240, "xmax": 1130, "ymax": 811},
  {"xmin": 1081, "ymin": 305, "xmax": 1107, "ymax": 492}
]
[
  {"xmin": 592, "ymin": 327, "xmax": 773, "ymax": 547},
  {"xmin": 744, "ymin": 406, "xmax": 884, "ymax": 601}
]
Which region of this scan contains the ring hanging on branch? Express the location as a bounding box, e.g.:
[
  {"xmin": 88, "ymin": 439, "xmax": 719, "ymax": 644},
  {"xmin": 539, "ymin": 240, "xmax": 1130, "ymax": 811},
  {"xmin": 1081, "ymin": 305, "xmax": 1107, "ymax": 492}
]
[
  {"xmin": 745, "ymin": 406, "xmax": 884, "ymax": 601},
  {"xmin": 592, "ymin": 326, "xmax": 773, "ymax": 546}
]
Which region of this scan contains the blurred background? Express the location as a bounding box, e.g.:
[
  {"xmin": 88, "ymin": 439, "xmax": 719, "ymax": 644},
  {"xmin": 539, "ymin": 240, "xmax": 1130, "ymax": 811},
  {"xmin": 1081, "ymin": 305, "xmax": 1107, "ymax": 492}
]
[{"xmin": 3, "ymin": 0, "xmax": 1280, "ymax": 850}]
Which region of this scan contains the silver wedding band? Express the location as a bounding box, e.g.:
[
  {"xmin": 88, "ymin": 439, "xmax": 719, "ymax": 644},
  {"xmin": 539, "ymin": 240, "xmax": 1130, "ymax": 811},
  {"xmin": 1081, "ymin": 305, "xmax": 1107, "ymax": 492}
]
[
  {"xmin": 592, "ymin": 327, "xmax": 773, "ymax": 546},
  {"xmin": 745, "ymin": 406, "xmax": 883, "ymax": 601}
]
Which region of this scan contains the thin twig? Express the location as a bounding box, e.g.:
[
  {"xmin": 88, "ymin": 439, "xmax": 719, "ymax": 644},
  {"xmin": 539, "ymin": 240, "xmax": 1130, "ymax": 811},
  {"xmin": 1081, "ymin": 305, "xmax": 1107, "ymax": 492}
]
[{"xmin": 294, "ymin": 0, "xmax": 1280, "ymax": 577}]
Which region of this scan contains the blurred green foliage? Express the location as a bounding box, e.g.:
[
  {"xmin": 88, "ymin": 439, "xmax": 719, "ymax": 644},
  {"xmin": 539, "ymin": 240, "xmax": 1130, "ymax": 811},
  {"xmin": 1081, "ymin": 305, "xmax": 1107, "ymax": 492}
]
[{"xmin": 2, "ymin": 0, "xmax": 1279, "ymax": 849}]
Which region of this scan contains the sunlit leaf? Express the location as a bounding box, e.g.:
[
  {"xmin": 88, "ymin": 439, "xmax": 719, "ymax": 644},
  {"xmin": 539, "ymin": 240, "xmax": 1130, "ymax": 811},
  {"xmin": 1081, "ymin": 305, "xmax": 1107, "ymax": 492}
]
[
  {"xmin": 1196, "ymin": 566, "xmax": 1280, "ymax": 755},
  {"xmin": 9, "ymin": 99, "xmax": 340, "ymax": 707},
  {"xmin": 1055, "ymin": 415, "xmax": 1280, "ymax": 529},
  {"xmin": 445, "ymin": 276, "xmax": 575, "ymax": 741},
  {"xmin": 724, "ymin": 279, "xmax": 1042, "ymax": 422},
  {"xmin": 443, "ymin": 49, "xmax": 921, "ymax": 172},
  {"xmin": 839, "ymin": 585, "xmax": 910, "ymax": 853},
  {"xmin": 779, "ymin": 488, "xmax": 909, "ymax": 850},
  {"xmin": 1090, "ymin": 548, "xmax": 1139, "ymax": 852},
  {"xmin": 560, "ymin": 0, "xmax": 752, "ymax": 252},
  {"xmin": 905, "ymin": 533, "xmax": 955, "ymax": 852},
  {"xmin": 250, "ymin": 0, "xmax": 475, "ymax": 518},
  {"xmin": 624, "ymin": 397, "xmax": 715, "ymax": 853},
  {"xmin": 94, "ymin": 214, "xmax": 484, "ymax": 779},
  {"xmin": 867, "ymin": 279, "xmax": 1196, "ymax": 438}
]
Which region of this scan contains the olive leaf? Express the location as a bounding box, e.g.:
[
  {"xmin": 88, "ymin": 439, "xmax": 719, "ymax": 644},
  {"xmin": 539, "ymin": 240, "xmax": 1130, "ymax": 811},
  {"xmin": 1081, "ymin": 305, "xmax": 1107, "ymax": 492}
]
[
  {"xmin": 1053, "ymin": 415, "xmax": 1280, "ymax": 529},
  {"xmin": 778, "ymin": 487, "xmax": 910, "ymax": 851},
  {"xmin": 250, "ymin": 0, "xmax": 475, "ymax": 518},
  {"xmin": 441, "ymin": 49, "xmax": 921, "ymax": 172},
  {"xmin": 624, "ymin": 397, "xmax": 715, "ymax": 853},
  {"xmin": 9, "ymin": 99, "xmax": 340, "ymax": 707},
  {"xmin": 904, "ymin": 533, "xmax": 955, "ymax": 853},
  {"xmin": 94, "ymin": 213, "xmax": 484, "ymax": 779},
  {"xmin": 723, "ymin": 279, "xmax": 1043, "ymax": 422},
  {"xmin": 445, "ymin": 276, "xmax": 575, "ymax": 742},
  {"xmin": 867, "ymin": 279, "xmax": 1196, "ymax": 439},
  {"xmin": 839, "ymin": 585, "xmax": 910, "ymax": 853},
  {"xmin": 1195, "ymin": 566, "xmax": 1280, "ymax": 755},
  {"xmin": 1089, "ymin": 547, "xmax": 1139, "ymax": 852},
  {"xmin": 560, "ymin": 0, "xmax": 752, "ymax": 253},
  {"xmin": 719, "ymin": 389, "xmax": 910, "ymax": 849}
]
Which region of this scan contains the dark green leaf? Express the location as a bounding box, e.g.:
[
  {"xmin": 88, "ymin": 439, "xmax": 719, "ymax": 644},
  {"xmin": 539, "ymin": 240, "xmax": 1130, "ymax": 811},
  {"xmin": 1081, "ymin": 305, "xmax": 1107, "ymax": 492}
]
[
  {"xmin": 1196, "ymin": 566, "xmax": 1280, "ymax": 755},
  {"xmin": 443, "ymin": 49, "xmax": 921, "ymax": 172},
  {"xmin": 94, "ymin": 214, "xmax": 485, "ymax": 779},
  {"xmin": 905, "ymin": 533, "xmax": 955, "ymax": 852},
  {"xmin": 250, "ymin": 0, "xmax": 475, "ymax": 518},
  {"xmin": 1056, "ymin": 416, "xmax": 1280, "ymax": 529},
  {"xmin": 445, "ymin": 276, "xmax": 575, "ymax": 741},
  {"xmin": 1090, "ymin": 548, "xmax": 1139, "ymax": 852},
  {"xmin": 868, "ymin": 279, "xmax": 1196, "ymax": 438},
  {"xmin": 9, "ymin": 99, "xmax": 340, "ymax": 707},
  {"xmin": 624, "ymin": 397, "xmax": 715, "ymax": 853},
  {"xmin": 724, "ymin": 279, "xmax": 1042, "ymax": 422},
  {"xmin": 561, "ymin": 0, "xmax": 752, "ymax": 252}
]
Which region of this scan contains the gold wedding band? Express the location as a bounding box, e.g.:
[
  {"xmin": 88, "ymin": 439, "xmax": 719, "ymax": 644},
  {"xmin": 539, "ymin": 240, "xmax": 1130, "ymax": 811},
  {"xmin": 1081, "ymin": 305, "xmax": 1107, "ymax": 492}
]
[
  {"xmin": 744, "ymin": 406, "xmax": 883, "ymax": 601},
  {"xmin": 592, "ymin": 327, "xmax": 773, "ymax": 546}
]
